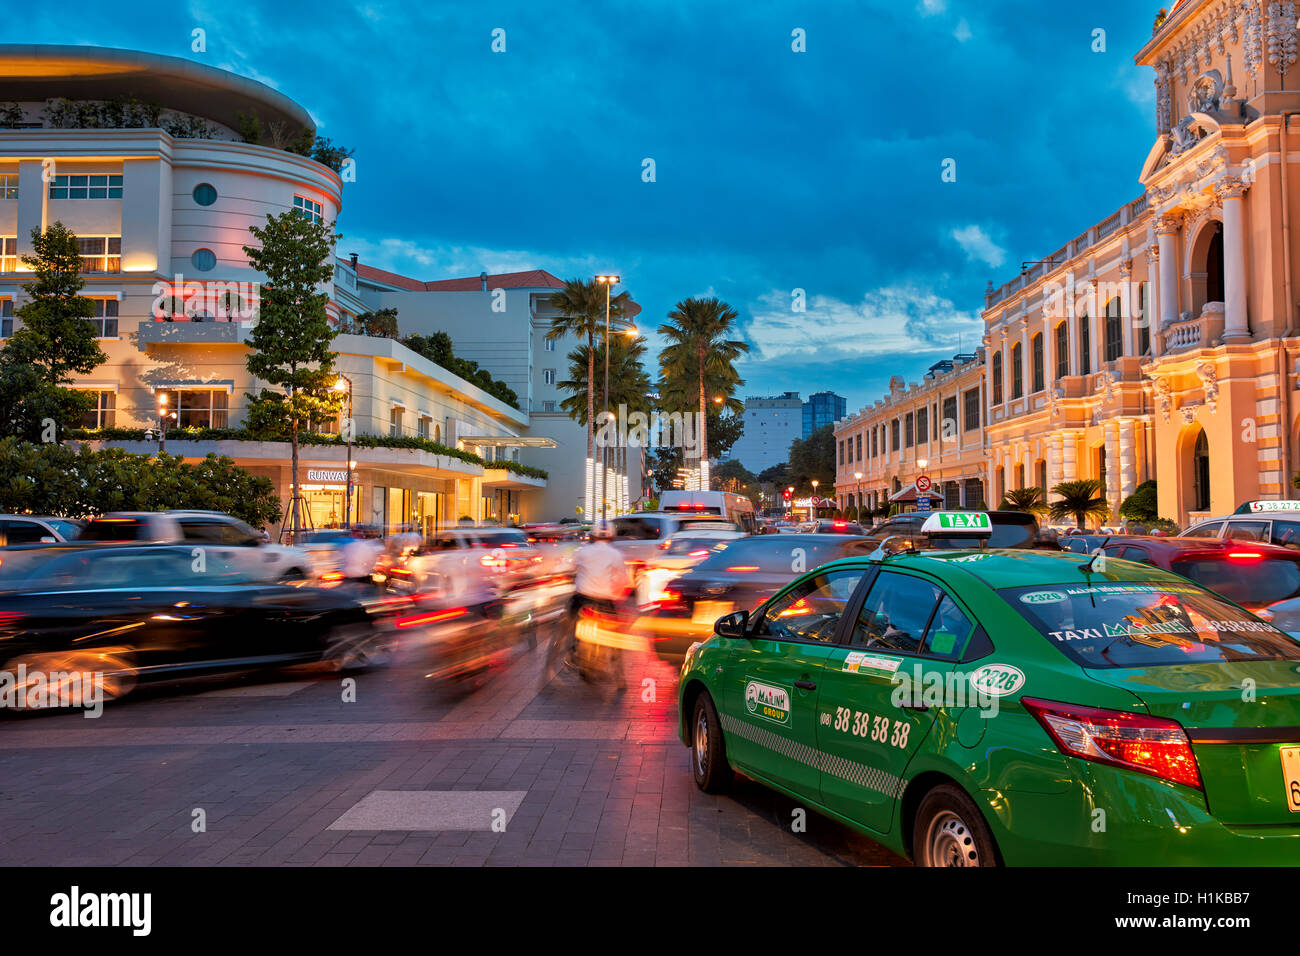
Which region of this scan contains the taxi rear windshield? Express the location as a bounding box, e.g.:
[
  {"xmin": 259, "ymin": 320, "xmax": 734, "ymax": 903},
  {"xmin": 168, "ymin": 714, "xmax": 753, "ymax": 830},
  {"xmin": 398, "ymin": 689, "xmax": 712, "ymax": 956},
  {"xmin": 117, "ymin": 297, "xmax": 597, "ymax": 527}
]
[{"xmin": 998, "ymin": 582, "xmax": 1300, "ymax": 669}]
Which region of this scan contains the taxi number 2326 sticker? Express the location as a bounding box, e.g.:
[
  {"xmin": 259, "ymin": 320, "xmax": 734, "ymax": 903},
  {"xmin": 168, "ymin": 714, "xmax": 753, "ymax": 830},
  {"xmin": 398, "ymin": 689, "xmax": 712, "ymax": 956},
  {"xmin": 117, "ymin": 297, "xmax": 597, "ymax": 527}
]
[{"xmin": 745, "ymin": 680, "xmax": 791, "ymax": 725}]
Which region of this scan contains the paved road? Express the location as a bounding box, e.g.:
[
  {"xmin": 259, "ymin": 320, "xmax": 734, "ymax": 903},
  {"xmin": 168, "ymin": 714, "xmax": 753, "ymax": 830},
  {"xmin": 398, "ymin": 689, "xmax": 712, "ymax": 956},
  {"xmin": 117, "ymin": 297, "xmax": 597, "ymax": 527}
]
[{"xmin": 0, "ymin": 638, "xmax": 907, "ymax": 867}]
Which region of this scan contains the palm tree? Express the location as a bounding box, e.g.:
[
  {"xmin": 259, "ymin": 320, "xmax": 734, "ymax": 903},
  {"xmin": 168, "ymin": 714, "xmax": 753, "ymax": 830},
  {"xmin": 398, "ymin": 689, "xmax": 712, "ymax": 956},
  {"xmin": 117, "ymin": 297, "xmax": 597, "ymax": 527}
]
[
  {"xmin": 559, "ymin": 335, "xmax": 650, "ymax": 514},
  {"xmin": 1049, "ymin": 479, "xmax": 1111, "ymax": 529},
  {"xmin": 548, "ymin": 279, "xmax": 630, "ymax": 515},
  {"xmin": 1000, "ymin": 487, "xmax": 1048, "ymax": 514},
  {"xmin": 657, "ymin": 297, "xmax": 748, "ymax": 489}
]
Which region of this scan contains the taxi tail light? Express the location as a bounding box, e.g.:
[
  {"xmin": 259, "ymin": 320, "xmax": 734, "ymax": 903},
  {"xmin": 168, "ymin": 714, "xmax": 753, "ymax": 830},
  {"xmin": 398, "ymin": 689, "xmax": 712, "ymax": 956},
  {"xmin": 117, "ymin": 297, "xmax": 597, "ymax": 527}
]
[{"xmin": 1021, "ymin": 697, "xmax": 1202, "ymax": 791}]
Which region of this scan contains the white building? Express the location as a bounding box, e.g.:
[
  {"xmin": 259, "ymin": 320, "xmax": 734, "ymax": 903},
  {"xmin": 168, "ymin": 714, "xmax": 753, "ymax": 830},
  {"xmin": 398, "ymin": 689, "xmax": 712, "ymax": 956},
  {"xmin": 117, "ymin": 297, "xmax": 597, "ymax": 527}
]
[
  {"xmin": 729, "ymin": 392, "xmax": 803, "ymax": 473},
  {"xmin": 336, "ymin": 261, "xmax": 644, "ymax": 520},
  {"xmin": 0, "ymin": 43, "xmax": 546, "ymax": 532}
]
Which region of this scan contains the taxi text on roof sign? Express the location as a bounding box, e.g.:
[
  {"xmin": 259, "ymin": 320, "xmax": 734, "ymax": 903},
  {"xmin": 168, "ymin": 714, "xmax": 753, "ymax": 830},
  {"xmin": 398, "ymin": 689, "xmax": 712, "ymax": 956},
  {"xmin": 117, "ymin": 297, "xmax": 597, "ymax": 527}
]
[{"xmin": 921, "ymin": 511, "xmax": 992, "ymax": 534}]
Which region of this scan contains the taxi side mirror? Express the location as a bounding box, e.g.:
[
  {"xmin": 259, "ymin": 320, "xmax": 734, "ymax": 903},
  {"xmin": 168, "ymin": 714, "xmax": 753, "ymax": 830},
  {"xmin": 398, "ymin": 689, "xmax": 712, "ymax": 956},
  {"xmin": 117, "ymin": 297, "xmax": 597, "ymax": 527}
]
[{"xmin": 714, "ymin": 609, "xmax": 748, "ymax": 639}]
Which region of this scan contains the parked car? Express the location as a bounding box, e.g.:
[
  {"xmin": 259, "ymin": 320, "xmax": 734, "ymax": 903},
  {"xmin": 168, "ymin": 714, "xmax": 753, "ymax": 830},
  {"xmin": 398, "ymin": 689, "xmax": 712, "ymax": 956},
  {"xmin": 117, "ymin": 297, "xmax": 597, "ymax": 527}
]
[
  {"xmin": 680, "ymin": 542, "xmax": 1300, "ymax": 865},
  {"xmin": 0, "ymin": 515, "xmax": 84, "ymax": 547},
  {"xmin": 1091, "ymin": 535, "xmax": 1300, "ymax": 611},
  {"xmin": 0, "ymin": 544, "xmax": 396, "ymax": 709},
  {"xmin": 1181, "ymin": 501, "xmax": 1300, "ymax": 551},
  {"xmin": 77, "ymin": 511, "xmax": 312, "ymax": 583}
]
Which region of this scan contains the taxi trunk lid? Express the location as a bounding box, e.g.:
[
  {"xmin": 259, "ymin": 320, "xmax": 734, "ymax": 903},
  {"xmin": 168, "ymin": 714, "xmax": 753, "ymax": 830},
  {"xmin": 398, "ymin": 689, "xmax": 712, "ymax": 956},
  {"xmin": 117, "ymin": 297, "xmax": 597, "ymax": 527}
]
[{"xmin": 1087, "ymin": 660, "xmax": 1300, "ymax": 824}]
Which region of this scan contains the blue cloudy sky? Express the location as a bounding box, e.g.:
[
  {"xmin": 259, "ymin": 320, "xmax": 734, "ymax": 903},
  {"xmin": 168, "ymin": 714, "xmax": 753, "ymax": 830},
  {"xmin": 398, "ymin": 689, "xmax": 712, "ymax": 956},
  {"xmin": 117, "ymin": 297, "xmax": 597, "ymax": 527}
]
[{"xmin": 11, "ymin": 0, "xmax": 1161, "ymax": 414}]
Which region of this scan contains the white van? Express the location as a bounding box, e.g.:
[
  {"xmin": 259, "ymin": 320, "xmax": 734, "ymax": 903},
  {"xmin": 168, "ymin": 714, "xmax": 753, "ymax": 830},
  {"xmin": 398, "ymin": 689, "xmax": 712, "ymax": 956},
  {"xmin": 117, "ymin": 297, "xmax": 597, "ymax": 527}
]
[{"xmin": 656, "ymin": 491, "xmax": 757, "ymax": 534}]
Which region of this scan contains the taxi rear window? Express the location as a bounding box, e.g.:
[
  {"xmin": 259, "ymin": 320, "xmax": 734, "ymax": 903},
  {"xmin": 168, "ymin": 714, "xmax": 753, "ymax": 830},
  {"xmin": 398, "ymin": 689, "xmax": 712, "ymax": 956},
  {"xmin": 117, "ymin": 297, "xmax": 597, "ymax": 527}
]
[{"xmin": 999, "ymin": 582, "xmax": 1300, "ymax": 669}]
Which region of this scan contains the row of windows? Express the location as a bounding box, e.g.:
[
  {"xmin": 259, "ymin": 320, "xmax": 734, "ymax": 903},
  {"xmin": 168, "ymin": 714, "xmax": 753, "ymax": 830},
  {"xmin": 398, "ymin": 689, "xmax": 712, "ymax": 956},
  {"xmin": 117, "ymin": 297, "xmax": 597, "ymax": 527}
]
[
  {"xmin": 50, "ymin": 174, "xmax": 123, "ymax": 200},
  {"xmin": 0, "ymin": 298, "xmax": 118, "ymax": 337},
  {"xmin": 838, "ymin": 387, "xmax": 981, "ymax": 470},
  {"xmin": 992, "ymin": 297, "xmax": 1151, "ymax": 404}
]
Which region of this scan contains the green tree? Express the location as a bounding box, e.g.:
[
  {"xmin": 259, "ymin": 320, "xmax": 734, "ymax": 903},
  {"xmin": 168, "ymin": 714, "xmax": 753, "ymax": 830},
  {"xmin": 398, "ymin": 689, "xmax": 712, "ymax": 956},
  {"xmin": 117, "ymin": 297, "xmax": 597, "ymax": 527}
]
[
  {"xmin": 548, "ymin": 279, "xmax": 633, "ymax": 505},
  {"xmin": 657, "ymin": 296, "xmax": 748, "ymax": 486},
  {"xmin": 1000, "ymin": 487, "xmax": 1048, "ymax": 514},
  {"xmin": 242, "ymin": 211, "xmax": 343, "ymax": 537},
  {"xmin": 340, "ymin": 307, "xmax": 398, "ymax": 338},
  {"xmin": 0, "ymin": 223, "xmax": 107, "ymax": 441},
  {"xmin": 1119, "ymin": 479, "xmax": 1159, "ymax": 522},
  {"xmin": 712, "ymin": 459, "xmax": 760, "ymax": 503},
  {"xmin": 1048, "ymin": 479, "xmax": 1111, "ymax": 528},
  {"xmin": 0, "ymin": 439, "xmax": 281, "ymax": 527},
  {"xmin": 787, "ymin": 425, "xmax": 836, "ymax": 494}
]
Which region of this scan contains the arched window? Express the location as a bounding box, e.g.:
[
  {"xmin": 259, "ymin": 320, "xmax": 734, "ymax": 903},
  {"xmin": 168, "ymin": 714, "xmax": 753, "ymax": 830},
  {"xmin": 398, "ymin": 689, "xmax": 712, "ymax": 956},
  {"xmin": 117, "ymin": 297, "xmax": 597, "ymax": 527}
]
[
  {"xmin": 1104, "ymin": 297, "xmax": 1123, "ymax": 362},
  {"xmin": 1031, "ymin": 333, "xmax": 1044, "ymax": 392},
  {"xmin": 1192, "ymin": 430, "xmax": 1210, "ymax": 511},
  {"xmin": 1079, "ymin": 314, "xmax": 1091, "ymax": 375},
  {"xmin": 992, "ymin": 351, "xmax": 1004, "ymax": 404},
  {"xmin": 1206, "ymin": 228, "xmax": 1224, "ymax": 303},
  {"xmin": 1055, "ymin": 322, "xmax": 1069, "ymax": 378},
  {"xmin": 1011, "ymin": 343, "xmax": 1024, "ymax": 398}
]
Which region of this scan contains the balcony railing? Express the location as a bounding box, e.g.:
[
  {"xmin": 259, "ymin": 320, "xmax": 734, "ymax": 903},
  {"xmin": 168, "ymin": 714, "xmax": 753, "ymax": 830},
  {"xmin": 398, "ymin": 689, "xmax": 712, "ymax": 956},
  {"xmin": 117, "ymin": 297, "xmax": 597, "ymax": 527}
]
[{"xmin": 1159, "ymin": 303, "xmax": 1225, "ymax": 354}]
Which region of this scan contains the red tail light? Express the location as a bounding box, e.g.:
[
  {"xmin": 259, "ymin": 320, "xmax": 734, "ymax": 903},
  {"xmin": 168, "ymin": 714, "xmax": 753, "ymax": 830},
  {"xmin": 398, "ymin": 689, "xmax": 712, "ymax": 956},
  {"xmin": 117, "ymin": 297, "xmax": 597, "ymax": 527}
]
[
  {"xmin": 0, "ymin": 610, "xmax": 25, "ymax": 626},
  {"xmin": 655, "ymin": 589, "xmax": 682, "ymax": 607},
  {"xmin": 689, "ymin": 549, "xmax": 709, "ymax": 558},
  {"xmin": 727, "ymin": 566, "xmax": 759, "ymax": 573},
  {"xmin": 396, "ymin": 607, "xmax": 469, "ymax": 629},
  {"xmin": 1227, "ymin": 551, "xmax": 1263, "ymax": 561},
  {"xmin": 1022, "ymin": 697, "xmax": 1202, "ymax": 791}
]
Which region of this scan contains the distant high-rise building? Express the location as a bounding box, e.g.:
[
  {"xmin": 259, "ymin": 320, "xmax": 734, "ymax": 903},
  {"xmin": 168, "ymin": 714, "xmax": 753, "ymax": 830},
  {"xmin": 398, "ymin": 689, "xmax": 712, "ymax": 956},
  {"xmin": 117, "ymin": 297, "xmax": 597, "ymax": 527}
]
[
  {"xmin": 803, "ymin": 391, "xmax": 846, "ymax": 438},
  {"xmin": 729, "ymin": 392, "xmax": 803, "ymax": 473}
]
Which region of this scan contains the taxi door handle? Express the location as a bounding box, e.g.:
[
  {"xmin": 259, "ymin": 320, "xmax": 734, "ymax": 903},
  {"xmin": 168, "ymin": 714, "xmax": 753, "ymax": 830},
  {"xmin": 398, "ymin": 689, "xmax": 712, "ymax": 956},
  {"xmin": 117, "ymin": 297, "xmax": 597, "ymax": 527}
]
[{"xmin": 794, "ymin": 679, "xmax": 816, "ymax": 690}]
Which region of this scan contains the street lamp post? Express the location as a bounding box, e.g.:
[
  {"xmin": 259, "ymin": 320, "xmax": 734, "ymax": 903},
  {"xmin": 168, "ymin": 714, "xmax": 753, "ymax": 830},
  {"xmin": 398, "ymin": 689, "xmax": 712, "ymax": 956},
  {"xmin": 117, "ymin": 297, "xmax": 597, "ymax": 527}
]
[
  {"xmin": 811, "ymin": 479, "xmax": 820, "ymax": 518},
  {"xmin": 156, "ymin": 392, "xmax": 174, "ymax": 454},
  {"xmin": 595, "ymin": 274, "xmax": 621, "ymax": 521},
  {"xmin": 334, "ymin": 375, "xmax": 354, "ymax": 526}
]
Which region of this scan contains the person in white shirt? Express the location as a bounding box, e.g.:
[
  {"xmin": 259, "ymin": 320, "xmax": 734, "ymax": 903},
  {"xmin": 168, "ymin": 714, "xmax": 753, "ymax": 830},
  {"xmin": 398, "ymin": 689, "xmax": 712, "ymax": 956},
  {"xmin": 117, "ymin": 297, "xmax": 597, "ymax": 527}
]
[
  {"xmin": 340, "ymin": 528, "xmax": 383, "ymax": 587},
  {"xmin": 543, "ymin": 521, "xmax": 631, "ymax": 687}
]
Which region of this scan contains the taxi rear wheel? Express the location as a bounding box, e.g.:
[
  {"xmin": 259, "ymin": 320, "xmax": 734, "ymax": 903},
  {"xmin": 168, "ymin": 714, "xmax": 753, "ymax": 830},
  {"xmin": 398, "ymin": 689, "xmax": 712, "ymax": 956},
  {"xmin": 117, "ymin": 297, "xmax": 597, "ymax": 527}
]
[
  {"xmin": 691, "ymin": 692, "xmax": 732, "ymax": 794},
  {"xmin": 913, "ymin": 784, "xmax": 999, "ymax": 867}
]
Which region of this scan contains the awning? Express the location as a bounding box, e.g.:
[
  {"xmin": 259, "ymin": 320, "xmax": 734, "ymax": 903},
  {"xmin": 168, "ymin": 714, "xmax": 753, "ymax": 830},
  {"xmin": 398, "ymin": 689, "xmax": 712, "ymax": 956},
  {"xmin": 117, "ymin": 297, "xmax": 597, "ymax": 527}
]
[{"xmin": 888, "ymin": 482, "xmax": 945, "ymax": 503}]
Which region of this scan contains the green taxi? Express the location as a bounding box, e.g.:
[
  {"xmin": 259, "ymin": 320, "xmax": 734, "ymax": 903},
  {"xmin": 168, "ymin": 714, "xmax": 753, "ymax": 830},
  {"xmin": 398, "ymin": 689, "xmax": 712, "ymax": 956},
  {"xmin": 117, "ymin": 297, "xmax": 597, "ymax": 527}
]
[{"xmin": 677, "ymin": 512, "xmax": 1300, "ymax": 866}]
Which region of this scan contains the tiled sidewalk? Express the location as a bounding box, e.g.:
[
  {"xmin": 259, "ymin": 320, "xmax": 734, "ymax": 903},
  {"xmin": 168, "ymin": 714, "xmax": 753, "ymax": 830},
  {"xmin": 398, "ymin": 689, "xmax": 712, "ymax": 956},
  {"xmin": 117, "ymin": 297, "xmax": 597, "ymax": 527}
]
[{"xmin": 0, "ymin": 642, "xmax": 905, "ymax": 867}]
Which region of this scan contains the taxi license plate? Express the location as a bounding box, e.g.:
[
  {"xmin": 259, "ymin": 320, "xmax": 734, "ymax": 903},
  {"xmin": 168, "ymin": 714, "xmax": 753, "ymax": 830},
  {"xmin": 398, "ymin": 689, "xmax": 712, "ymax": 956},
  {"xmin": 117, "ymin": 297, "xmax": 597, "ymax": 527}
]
[
  {"xmin": 1281, "ymin": 746, "xmax": 1300, "ymax": 812},
  {"xmin": 692, "ymin": 600, "xmax": 733, "ymax": 625}
]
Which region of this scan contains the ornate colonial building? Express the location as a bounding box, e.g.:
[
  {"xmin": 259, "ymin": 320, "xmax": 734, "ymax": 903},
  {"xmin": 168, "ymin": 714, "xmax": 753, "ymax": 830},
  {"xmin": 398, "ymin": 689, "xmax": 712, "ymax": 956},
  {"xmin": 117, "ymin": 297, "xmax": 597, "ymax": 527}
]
[
  {"xmin": 839, "ymin": 1, "xmax": 1300, "ymax": 527},
  {"xmin": 988, "ymin": 0, "xmax": 1300, "ymax": 527},
  {"xmin": 833, "ymin": 352, "xmax": 987, "ymax": 515}
]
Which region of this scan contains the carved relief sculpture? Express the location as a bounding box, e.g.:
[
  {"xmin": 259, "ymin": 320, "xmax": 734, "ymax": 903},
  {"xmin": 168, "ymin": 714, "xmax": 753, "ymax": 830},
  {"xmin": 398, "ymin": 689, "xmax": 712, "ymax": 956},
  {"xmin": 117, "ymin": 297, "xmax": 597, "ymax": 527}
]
[{"xmin": 1196, "ymin": 361, "xmax": 1219, "ymax": 413}]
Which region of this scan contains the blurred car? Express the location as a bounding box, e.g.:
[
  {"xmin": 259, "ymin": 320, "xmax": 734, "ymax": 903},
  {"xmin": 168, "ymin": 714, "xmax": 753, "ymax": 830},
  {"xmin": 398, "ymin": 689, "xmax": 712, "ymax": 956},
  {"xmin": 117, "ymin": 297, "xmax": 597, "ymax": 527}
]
[
  {"xmin": 294, "ymin": 528, "xmax": 357, "ymax": 582},
  {"xmin": 1090, "ymin": 535, "xmax": 1300, "ymax": 612},
  {"xmin": 635, "ymin": 530, "xmax": 746, "ymax": 608},
  {"xmin": 609, "ymin": 512, "xmax": 741, "ymax": 577},
  {"xmin": 0, "ymin": 515, "xmax": 84, "ymax": 547},
  {"xmin": 807, "ymin": 518, "xmax": 865, "ymax": 534},
  {"xmin": 1059, "ymin": 533, "xmax": 1112, "ymax": 555},
  {"xmin": 0, "ymin": 544, "xmax": 397, "ymax": 709},
  {"xmin": 1181, "ymin": 501, "xmax": 1300, "ymax": 551},
  {"xmin": 639, "ymin": 533, "xmax": 877, "ymax": 662},
  {"xmin": 400, "ymin": 527, "xmax": 542, "ymax": 600},
  {"xmin": 78, "ymin": 511, "xmax": 312, "ymax": 583},
  {"xmin": 869, "ymin": 510, "xmax": 1039, "ymax": 551}
]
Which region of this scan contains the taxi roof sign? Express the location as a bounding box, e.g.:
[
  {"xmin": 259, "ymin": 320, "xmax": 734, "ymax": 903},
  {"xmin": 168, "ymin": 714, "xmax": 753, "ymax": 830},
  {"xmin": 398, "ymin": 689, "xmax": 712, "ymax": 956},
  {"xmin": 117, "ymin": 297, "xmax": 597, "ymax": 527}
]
[
  {"xmin": 1235, "ymin": 500, "xmax": 1300, "ymax": 514},
  {"xmin": 921, "ymin": 511, "xmax": 993, "ymax": 535}
]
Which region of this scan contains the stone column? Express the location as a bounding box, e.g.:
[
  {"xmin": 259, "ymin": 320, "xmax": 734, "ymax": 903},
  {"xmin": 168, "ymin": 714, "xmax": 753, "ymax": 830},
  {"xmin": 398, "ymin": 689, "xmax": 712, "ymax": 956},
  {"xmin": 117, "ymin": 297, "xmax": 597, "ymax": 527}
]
[
  {"xmin": 1119, "ymin": 258, "xmax": 1135, "ymax": 357},
  {"xmin": 1118, "ymin": 418, "xmax": 1138, "ymax": 512},
  {"xmin": 1047, "ymin": 432, "xmax": 1063, "ymax": 500},
  {"xmin": 1104, "ymin": 421, "xmax": 1121, "ymax": 519},
  {"xmin": 1061, "ymin": 430, "xmax": 1078, "ymax": 483},
  {"xmin": 1020, "ymin": 319, "xmax": 1030, "ymax": 398},
  {"xmin": 1145, "ymin": 244, "xmax": 1162, "ymax": 357},
  {"xmin": 1156, "ymin": 214, "xmax": 1180, "ymax": 333},
  {"xmin": 1067, "ymin": 281, "xmax": 1080, "ymax": 376},
  {"xmin": 1217, "ymin": 178, "xmax": 1250, "ymax": 343}
]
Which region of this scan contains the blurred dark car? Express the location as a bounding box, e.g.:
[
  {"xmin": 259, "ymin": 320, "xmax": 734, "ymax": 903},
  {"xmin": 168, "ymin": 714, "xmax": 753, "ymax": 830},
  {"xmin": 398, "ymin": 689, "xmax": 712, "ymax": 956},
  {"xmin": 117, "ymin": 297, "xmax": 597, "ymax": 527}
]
[
  {"xmin": 1091, "ymin": 535, "xmax": 1300, "ymax": 611},
  {"xmin": 808, "ymin": 518, "xmax": 865, "ymax": 534},
  {"xmin": 0, "ymin": 515, "xmax": 84, "ymax": 547},
  {"xmin": 647, "ymin": 533, "xmax": 876, "ymax": 661},
  {"xmin": 0, "ymin": 544, "xmax": 397, "ymax": 711},
  {"xmin": 868, "ymin": 510, "xmax": 1039, "ymax": 550}
]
